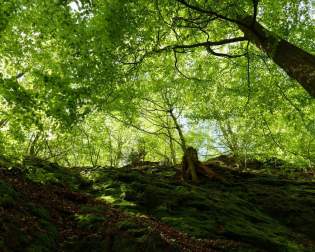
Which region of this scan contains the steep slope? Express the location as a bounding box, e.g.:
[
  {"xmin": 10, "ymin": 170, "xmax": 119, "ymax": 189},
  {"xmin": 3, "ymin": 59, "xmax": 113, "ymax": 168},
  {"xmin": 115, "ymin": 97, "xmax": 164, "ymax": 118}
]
[
  {"xmin": 81, "ymin": 164, "xmax": 315, "ymax": 252},
  {"xmin": 1, "ymin": 158, "xmax": 315, "ymax": 251},
  {"xmin": 0, "ymin": 160, "xmax": 240, "ymax": 252}
]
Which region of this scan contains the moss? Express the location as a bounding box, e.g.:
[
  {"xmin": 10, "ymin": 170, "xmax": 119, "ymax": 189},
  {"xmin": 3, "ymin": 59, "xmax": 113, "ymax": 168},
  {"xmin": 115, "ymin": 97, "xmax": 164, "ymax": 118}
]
[
  {"xmin": 80, "ymin": 166, "xmax": 315, "ymax": 251},
  {"xmin": 11, "ymin": 160, "xmax": 313, "ymax": 251},
  {"xmin": 79, "ymin": 204, "xmax": 106, "ymax": 213},
  {"xmin": 2, "ymin": 222, "xmax": 30, "ymax": 251},
  {"xmin": 26, "ymin": 233, "xmax": 57, "ymax": 252},
  {"xmin": 26, "ymin": 203, "xmax": 50, "ymax": 220},
  {"xmin": 24, "ymin": 159, "xmax": 86, "ymax": 190},
  {"xmin": 0, "ymin": 180, "xmax": 18, "ymax": 207},
  {"xmin": 224, "ymin": 220, "xmax": 287, "ymax": 250},
  {"xmin": 64, "ymin": 237, "xmax": 109, "ymax": 252},
  {"xmin": 117, "ymin": 219, "xmax": 148, "ymax": 238},
  {"xmin": 23, "ymin": 219, "xmax": 58, "ymax": 252},
  {"xmin": 161, "ymin": 215, "xmax": 217, "ymax": 237},
  {"xmin": 135, "ymin": 233, "xmax": 180, "ymax": 252},
  {"xmin": 117, "ymin": 219, "xmax": 140, "ymax": 229},
  {"xmin": 111, "ymin": 236, "xmax": 140, "ymax": 252},
  {"xmin": 111, "ymin": 232, "xmax": 178, "ymax": 252},
  {"xmin": 75, "ymin": 213, "xmax": 108, "ymax": 229}
]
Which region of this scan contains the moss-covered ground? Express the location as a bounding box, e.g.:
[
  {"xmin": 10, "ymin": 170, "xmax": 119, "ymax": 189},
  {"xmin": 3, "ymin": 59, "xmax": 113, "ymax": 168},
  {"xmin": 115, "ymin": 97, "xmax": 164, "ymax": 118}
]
[{"xmin": 1, "ymin": 157, "xmax": 315, "ymax": 251}]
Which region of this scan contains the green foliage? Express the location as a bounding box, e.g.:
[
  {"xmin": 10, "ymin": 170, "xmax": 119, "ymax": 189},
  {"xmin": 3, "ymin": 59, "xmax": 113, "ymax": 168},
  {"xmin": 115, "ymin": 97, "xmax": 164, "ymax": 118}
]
[{"xmin": 0, "ymin": 0, "xmax": 315, "ymax": 171}]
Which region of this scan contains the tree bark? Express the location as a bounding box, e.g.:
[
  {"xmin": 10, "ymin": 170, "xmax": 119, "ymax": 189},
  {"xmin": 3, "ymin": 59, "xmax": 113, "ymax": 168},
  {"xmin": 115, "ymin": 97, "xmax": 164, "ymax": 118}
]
[
  {"xmin": 182, "ymin": 147, "xmax": 199, "ymax": 183},
  {"xmin": 169, "ymin": 109, "xmax": 187, "ymax": 152},
  {"xmin": 239, "ymin": 17, "xmax": 315, "ymax": 97},
  {"xmin": 166, "ymin": 126, "xmax": 177, "ymax": 165},
  {"xmin": 28, "ymin": 132, "xmax": 41, "ymax": 157},
  {"xmin": 175, "ymin": 0, "xmax": 315, "ymax": 96},
  {"xmin": 168, "ymin": 109, "xmax": 199, "ymax": 182}
]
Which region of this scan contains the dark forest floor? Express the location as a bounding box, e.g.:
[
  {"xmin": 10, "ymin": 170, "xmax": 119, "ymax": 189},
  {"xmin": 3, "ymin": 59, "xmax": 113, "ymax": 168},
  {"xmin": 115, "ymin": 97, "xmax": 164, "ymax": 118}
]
[{"xmin": 1, "ymin": 157, "xmax": 315, "ymax": 252}]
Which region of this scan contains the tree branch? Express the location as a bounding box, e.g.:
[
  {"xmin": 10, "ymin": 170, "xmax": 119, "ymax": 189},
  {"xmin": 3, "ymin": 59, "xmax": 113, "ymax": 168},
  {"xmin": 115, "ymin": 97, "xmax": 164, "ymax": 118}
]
[
  {"xmin": 252, "ymin": 0, "xmax": 259, "ymax": 26},
  {"xmin": 175, "ymin": 0, "xmax": 246, "ymax": 26},
  {"xmin": 206, "ymin": 47, "xmax": 246, "ymax": 58},
  {"xmin": 157, "ymin": 36, "xmax": 247, "ymax": 52}
]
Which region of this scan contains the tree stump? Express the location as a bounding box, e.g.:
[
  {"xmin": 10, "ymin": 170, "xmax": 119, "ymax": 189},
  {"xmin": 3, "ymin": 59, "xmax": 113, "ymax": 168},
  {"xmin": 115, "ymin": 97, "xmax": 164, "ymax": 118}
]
[
  {"xmin": 181, "ymin": 147, "xmax": 227, "ymax": 184},
  {"xmin": 182, "ymin": 147, "xmax": 199, "ymax": 183}
]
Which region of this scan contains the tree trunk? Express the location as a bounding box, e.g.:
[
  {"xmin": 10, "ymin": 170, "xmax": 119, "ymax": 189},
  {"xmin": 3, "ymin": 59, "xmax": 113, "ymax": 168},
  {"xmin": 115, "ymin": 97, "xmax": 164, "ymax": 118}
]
[
  {"xmin": 28, "ymin": 132, "xmax": 40, "ymax": 157},
  {"xmin": 168, "ymin": 109, "xmax": 199, "ymax": 182},
  {"xmin": 182, "ymin": 147, "xmax": 199, "ymax": 183},
  {"xmin": 239, "ymin": 17, "xmax": 315, "ymax": 97},
  {"xmin": 166, "ymin": 126, "xmax": 177, "ymax": 165},
  {"xmin": 169, "ymin": 109, "xmax": 187, "ymax": 151}
]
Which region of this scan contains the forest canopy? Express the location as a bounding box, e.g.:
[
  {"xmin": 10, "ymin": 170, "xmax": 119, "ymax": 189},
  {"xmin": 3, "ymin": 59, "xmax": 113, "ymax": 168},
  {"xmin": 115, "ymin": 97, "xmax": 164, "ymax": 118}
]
[{"xmin": 1, "ymin": 0, "xmax": 315, "ymax": 168}]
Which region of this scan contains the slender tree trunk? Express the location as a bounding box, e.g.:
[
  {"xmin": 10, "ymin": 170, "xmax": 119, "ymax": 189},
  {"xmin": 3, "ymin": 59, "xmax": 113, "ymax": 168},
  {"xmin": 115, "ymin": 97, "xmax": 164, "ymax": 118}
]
[
  {"xmin": 169, "ymin": 109, "xmax": 187, "ymax": 152},
  {"xmin": 108, "ymin": 131, "xmax": 114, "ymax": 167},
  {"xmin": 169, "ymin": 135, "xmax": 177, "ymax": 165},
  {"xmin": 166, "ymin": 120, "xmax": 177, "ymax": 165},
  {"xmin": 0, "ymin": 119, "xmax": 8, "ymax": 128},
  {"xmin": 114, "ymin": 139, "xmax": 123, "ymax": 167},
  {"xmin": 169, "ymin": 109, "xmax": 199, "ymax": 183},
  {"xmin": 217, "ymin": 120, "xmax": 238, "ymax": 156},
  {"xmin": 239, "ymin": 17, "xmax": 315, "ymax": 97},
  {"xmin": 28, "ymin": 132, "xmax": 41, "ymax": 157}
]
